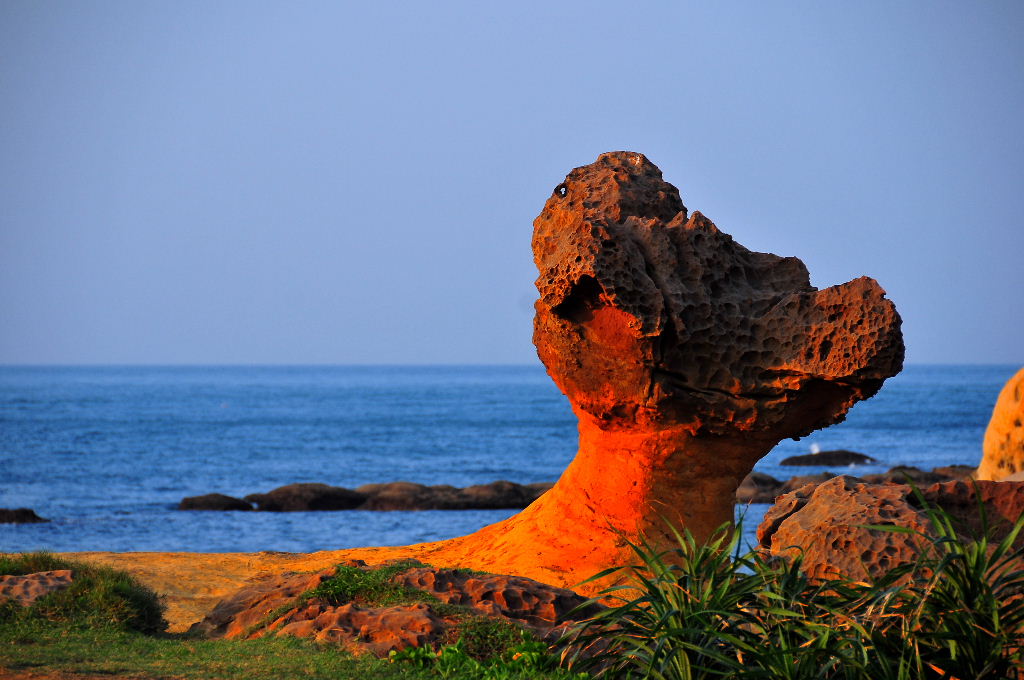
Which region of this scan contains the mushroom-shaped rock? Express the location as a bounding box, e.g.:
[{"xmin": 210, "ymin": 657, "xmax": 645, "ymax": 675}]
[
  {"xmin": 976, "ymin": 367, "xmax": 1024, "ymax": 481},
  {"xmin": 397, "ymin": 152, "xmax": 903, "ymax": 591}
]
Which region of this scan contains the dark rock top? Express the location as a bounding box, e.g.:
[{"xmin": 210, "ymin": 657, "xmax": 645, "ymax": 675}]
[
  {"xmin": 0, "ymin": 508, "xmax": 49, "ymax": 524},
  {"xmin": 181, "ymin": 480, "xmax": 555, "ymax": 512},
  {"xmin": 780, "ymin": 449, "xmax": 877, "ymax": 466},
  {"xmin": 179, "ymin": 493, "xmax": 253, "ymax": 511}
]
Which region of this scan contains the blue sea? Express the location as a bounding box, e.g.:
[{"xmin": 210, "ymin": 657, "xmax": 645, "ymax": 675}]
[{"xmin": 0, "ymin": 364, "xmax": 1017, "ymax": 554}]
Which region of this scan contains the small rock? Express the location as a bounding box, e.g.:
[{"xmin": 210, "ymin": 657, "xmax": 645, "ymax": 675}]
[
  {"xmin": 780, "ymin": 450, "xmax": 877, "ymax": 466},
  {"xmin": 0, "ymin": 508, "xmax": 49, "ymax": 524},
  {"xmin": 930, "ymin": 465, "xmax": 976, "ymax": 481},
  {"xmin": 735, "ymin": 472, "xmax": 783, "ymax": 504},
  {"xmin": 862, "ymin": 465, "xmax": 946, "ymax": 486},
  {"xmin": 245, "ymin": 483, "xmax": 367, "ymax": 512},
  {"xmin": 0, "ymin": 570, "xmax": 73, "ymax": 606},
  {"xmin": 778, "ymin": 472, "xmax": 837, "ymax": 495},
  {"xmin": 179, "ymin": 493, "xmax": 253, "ymax": 511}
]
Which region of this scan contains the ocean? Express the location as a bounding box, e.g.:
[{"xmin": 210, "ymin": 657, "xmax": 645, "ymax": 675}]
[{"xmin": 0, "ymin": 364, "xmax": 1017, "ymax": 554}]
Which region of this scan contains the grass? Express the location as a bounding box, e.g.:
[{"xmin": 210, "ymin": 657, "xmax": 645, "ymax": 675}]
[
  {"xmin": 0, "ymin": 554, "xmax": 578, "ymax": 679},
  {"xmin": 0, "ymin": 552, "xmax": 165, "ymax": 634}
]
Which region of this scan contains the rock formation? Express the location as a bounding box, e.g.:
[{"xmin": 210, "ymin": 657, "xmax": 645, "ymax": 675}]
[
  {"xmin": 386, "ymin": 151, "xmax": 903, "ymax": 591},
  {"xmin": 64, "ymin": 153, "xmax": 906, "ymax": 625},
  {"xmin": 179, "ymin": 481, "xmax": 554, "ymax": 512},
  {"xmin": 976, "ymin": 367, "xmax": 1024, "ymax": 481},
  {"xmin": 758, "ymin": 476, "xmax": 1024, "ymax": 581},
  {"xmin": 193, "ymin": 562, "xmax": 594, "ymax": 657},
  {"xmin": 780, "ymin": 449, "xmax": 876, "ymax": 466}
]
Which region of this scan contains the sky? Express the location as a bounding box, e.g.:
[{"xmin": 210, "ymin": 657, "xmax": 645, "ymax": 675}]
[{"xmin": 1, "ymin": 2, "xmax": 1021, "ymax": 365}]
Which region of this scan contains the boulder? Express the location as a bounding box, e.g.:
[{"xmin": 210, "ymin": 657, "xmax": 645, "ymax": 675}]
[
  {"xmin": 0, "ymin": 508, "xmax": 49, "ymax": 524},
  {"xmin": 356, "ymin": 481, "xmax": 545, "ymax": 511},
  {"xmin": 179, "ymin": 493, "xmax": 253, "ymax": 511},
  {"xmin": 0, "ymin": 570, "xmax": 74, "ymax": 606},
  {"xmin": 778, "ymin": 471, "xmax": 837, "ymax": 495},
  {"xmin": 356, "ymin": 482, "xmax": 450, "ymax": 511},
  {"xmin": 757, "ymin": 476, "xmax": 1024, "ymax": 581},
  {"xmin": 244, "ymin": 483, "xmax": 367, "ymax": 512},
  {"xmin": 861, "ymin": 465, "xmax": 947, "ymax": 486},
  {"xmin": 757, "ymin": 476, "xmax": 928, "ymax": 581},
  {"xmin": 976, "ymin": 367, "xmax": 1024, "ymax": 481},
  {"xmin": 403, "ymin": 151, "xmax": 903, "ymax": 591},
  {"xmin": 780, "ymin": 449, "xmax": 877, "ymax": 466},
  {"xmin": 735, "ymin": 472, "xmax": 783, "ymax": 504},
  {"xmin": 918, "ymin": 479, "xmax": 1024, "ymax": 545},
  {"xmin": 930, "ymin": 464, "xmax": 976, "ymax": 481},
  {"xmin": 456, "ymin": 481, "xmax": 537, "ymax": 509}
]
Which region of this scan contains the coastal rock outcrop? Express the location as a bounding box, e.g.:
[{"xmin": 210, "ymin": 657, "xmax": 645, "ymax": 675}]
[
  {"xmin": 757, "ymin": 476, "xmax": 1024, "ymax": 581},
  {"xmin": 976, "ymin": 367, "xmax": 1024, "ymax": 481},
  {"xmin": 244, "ymin": 483, "xmax": 367, "ymax": 512},
  {"xmin": 179, "ymin": 493, "xmax": 253, "ymax": 511},
  {"xmin": 396, "ymin": 151, "xmax": 903, "ymax": 590},
  {"xmin": 181, "ymin": 481, "xmax": 553, "ymax": 512},
  {"xmin": 193, "ymin": 562, "xmax": 593, "ymax": 656}
]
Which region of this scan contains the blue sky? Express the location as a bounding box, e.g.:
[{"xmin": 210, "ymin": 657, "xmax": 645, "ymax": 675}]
[{"xmin": 1, "ymin": 2, "xmax": 1021, "ymax": 364}]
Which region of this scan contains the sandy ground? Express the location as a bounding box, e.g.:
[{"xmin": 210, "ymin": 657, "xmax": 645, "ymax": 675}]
[{"xmin": 61, "ymin": 544, "xmax": 448, "ymax": 632}]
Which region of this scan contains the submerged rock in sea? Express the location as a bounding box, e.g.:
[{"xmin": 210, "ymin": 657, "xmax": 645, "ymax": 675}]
[
  {"xmin": 184, "ymin": 480, "xmax": 553, "ymax": 512},
  {"xmin": 398, "ymin": 151, "xmax": 904, "ymax": 591},
  {"xmin": 356, "ymin": 480, "xmax": 548, "ymax": 511},
  {"xmin": 245, "ymin": 483, "xmax": 367, "ymax": 512},
  {"xmin": 757, "ymin": 476, "xmax": 1024, "ymax": 581},
  {"xmin": 780, "ymin": 449, "xmax": 877, "ymax": 466},
  {"xmin": 0, "ymin": 508, "xmax": 49, "ymax": 524},
  {"xmin": 976, "ymin": 367, "xmax": 1024, "ymax": 481},
  {"xmin": 179, "ymin": 493, "xmax": 253, "ymax": 511}
]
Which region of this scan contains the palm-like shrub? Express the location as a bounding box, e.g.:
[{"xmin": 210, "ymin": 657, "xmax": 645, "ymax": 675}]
[{"xmin": 559, "ymin": 496, "xmax": 1024, "ymax": 680}]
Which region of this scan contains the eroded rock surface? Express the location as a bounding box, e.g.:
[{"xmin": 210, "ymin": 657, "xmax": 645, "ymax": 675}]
[
  {"xmin": 192, "ymin": 562, "xmax": 593, "ymax": 657},
  {"xmin": 409, "ymin": 152, "xmax": 902, "ymax": 590},
  {"xmin": 0, "ymin": 570, "xmax": 74, "ymax": 606},
  {"xmin": 757, "ymin": 476, "xmax": 1024, "ymax": 581},
  {"xmin": 976, "ymin": 367, "xmax": 1024, "ymax": 481},
  {"xmin": 757, "ymin": 476, "xmax": 928, "ymax": 581}
]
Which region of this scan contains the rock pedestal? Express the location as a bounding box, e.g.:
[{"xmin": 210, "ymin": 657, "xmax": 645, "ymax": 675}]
[{"xmin": 405, "ymin": 152, "xmax": 903, "ymax": 590}]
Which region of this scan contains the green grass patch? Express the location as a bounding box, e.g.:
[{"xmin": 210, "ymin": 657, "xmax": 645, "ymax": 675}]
[
  {"xmin": 0, "ymin": 552, "xmax": 165, "ymax": 634},
  {"xmin": 309, "ymin": 559, "xmax": 435, "ymax": 607}
]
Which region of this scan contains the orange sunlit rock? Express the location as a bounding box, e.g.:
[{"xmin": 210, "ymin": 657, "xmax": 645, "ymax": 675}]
[
  {"xmin": 397, "ymin": 151, "xmax": 905, "ymax": 590},
  {"xmin": 975, "ymin": 367, "xmax": 1024, "ymax": 481}
]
